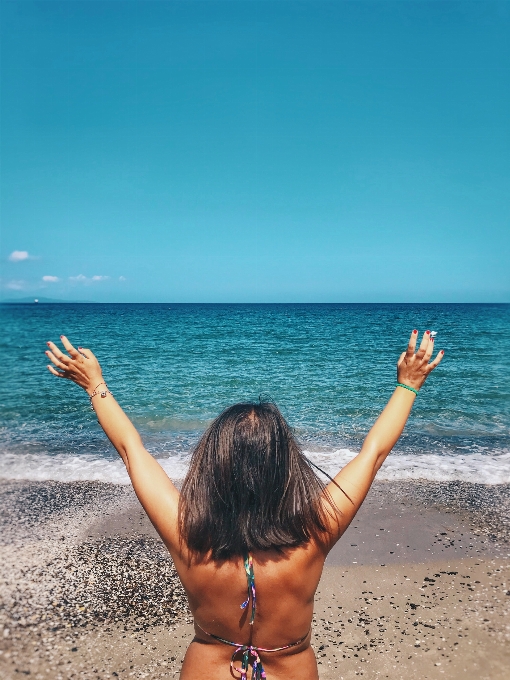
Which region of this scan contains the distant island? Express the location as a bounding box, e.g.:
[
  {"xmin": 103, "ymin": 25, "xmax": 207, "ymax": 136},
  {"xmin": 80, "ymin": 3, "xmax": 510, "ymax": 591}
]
[{"xmin": 0, "ymin": 297, "xmax": 97, "ymax": 304}]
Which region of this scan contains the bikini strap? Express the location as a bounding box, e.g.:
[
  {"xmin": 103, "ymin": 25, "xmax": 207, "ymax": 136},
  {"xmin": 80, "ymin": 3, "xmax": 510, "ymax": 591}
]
[
  {"xmin": 194, "ymin": 553, "xmax": 309, "ymax": 679},
  {"xmin": 195, "ymin": 622, "xmax": 309, "ymax": 680},
  {"xmin": 240, "ymin": 552, "xmax": 256, "ymax": 625}
]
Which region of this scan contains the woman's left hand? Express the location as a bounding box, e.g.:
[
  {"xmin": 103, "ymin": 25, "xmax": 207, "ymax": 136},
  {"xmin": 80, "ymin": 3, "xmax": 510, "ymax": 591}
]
[
  {"xmin": 46, "ymin": 336, "xmax": 104, "ymax": 394},
  {"xmin": 396, "ymin": 329, "xmax": 444, "ymax": 391}
]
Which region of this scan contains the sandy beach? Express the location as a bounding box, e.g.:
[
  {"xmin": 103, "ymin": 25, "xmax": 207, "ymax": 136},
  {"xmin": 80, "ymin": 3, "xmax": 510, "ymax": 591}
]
[{"xmin": 1, "ymin": 479, "xmax": 508, "ymax": 680}]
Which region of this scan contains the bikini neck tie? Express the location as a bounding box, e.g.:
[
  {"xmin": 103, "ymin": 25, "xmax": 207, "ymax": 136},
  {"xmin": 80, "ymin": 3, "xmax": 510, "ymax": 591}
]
[{"xmin": 240, "ymin": 553, "xmax": 256, "ymax": 625}]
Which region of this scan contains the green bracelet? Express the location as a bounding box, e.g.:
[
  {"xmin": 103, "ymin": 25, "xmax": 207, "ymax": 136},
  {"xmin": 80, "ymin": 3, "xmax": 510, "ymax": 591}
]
[{"xmin": 396, "ymin": 383, "xmax": 419, "ymax": 396}]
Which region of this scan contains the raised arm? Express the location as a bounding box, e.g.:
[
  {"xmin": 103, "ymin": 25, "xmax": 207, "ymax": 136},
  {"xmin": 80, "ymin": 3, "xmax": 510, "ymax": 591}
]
[
  {"xmin": 46, "ymin": 336, "xmax": 180, "ymax": 551},
  {"xmin": 324, "ymin": 329, "xmax": 444, "ymax": 543}
]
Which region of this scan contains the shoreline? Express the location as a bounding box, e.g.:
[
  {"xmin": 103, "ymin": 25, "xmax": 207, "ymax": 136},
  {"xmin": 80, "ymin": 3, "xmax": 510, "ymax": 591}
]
[{"xmin": 1, "ymin": 478, "xmax": 508, "ymax": 679}]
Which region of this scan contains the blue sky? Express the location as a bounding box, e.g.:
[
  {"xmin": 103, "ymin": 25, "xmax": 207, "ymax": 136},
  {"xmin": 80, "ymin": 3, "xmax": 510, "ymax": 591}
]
[{"xmin": 1, "ymin": 1, "xmax": 509, "ymax": 302}]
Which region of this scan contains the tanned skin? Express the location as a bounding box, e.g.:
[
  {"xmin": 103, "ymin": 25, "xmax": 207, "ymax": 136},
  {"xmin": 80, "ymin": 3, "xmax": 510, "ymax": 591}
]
[{"xmin": 46, "ymin": 329, "xmax": 443, "ymax": 680}]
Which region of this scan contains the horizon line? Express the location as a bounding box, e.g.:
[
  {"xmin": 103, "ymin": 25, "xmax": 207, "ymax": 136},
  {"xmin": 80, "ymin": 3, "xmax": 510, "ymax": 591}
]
[{"xmin": 1, "ymin": 300, "xmax": 509, "ymax": 306}]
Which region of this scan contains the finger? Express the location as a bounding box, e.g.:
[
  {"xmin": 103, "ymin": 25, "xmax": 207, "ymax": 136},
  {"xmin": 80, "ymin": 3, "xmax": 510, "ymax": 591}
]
[
  {"xmin": 60, "ymin": 335, "xmax": 80, "ymax": 358},
  {"xmin": 416, "ymin": 330, "xmax": 431, "ymax": 359},
  {"xmin": 397, "ymin": 351, "xmax": 406, "ymax": 367},
  {"xmin": 423, "ymin": 335, "xmax": 435, "ymax": 362},
  {"xmin": 46, "ymin": 341, "xmax": 71, "ymax": 364},
  {"xmin": 47, "ymin": 364, "xmax": 66, "ymax": 378},
  {"xmin": 77, "ymin": 347, "xmax": 93, "ymax": 360},
  {"xmin": 45, "ymin": 350, "xmax": 68, "ymax": 371},
  {"xmin": 426, "ymin": 349, "xmax": 445, "ymax": 372},
  {"xmin": 405, "ymin": 329, "xmax": 418, "ymax": 357}
]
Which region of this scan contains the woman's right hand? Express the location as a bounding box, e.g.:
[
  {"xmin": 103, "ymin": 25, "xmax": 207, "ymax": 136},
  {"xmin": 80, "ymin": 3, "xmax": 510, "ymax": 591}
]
[
  {"xmin": 46, "ymin": 336, "xmax": 105, "ymax": 395},
  {"xmin": 396, "ymin": 329, "xmax": 444, "ymax": 391}
]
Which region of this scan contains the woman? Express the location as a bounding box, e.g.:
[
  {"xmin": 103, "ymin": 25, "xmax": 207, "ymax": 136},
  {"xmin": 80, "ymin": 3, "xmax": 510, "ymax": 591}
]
[{"xmin": 46, "ymin": 329, "xmax": 443, "ymax": 680}]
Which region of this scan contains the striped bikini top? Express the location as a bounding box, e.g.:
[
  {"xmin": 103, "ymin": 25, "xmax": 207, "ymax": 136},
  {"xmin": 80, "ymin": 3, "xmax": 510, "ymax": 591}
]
[{"xmin": 195, "ymin": 553, "xmax": 309, "ymax": 680}]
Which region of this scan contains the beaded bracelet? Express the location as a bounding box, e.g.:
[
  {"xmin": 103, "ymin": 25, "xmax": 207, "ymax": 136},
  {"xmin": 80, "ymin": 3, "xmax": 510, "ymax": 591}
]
[
  {"xmin": 89, "ymin": 382, "xmax": 113, "ymax": 409},
  {"xmin": 396, "ymin": 383, "xmax": 419, "ymax": 396}
]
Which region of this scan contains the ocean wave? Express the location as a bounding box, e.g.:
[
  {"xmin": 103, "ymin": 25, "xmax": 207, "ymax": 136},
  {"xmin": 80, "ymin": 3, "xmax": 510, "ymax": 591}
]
[
  {"xmin": 0, "ymin": 452, "xmax": 189, "ymax": 485},
  {"xmin": 0, "ymin": 448, "xmax": 509, "ymax": 485},
  {"xmin": 304, "ymin": 448, "xmax": 510, "ymax": 485}
]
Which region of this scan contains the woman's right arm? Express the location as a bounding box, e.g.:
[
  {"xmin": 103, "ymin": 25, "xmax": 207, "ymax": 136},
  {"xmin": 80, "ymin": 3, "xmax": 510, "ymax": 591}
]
[{"xmin": 324, "ymin": 329, "xmax": 444, "ymax": 543}]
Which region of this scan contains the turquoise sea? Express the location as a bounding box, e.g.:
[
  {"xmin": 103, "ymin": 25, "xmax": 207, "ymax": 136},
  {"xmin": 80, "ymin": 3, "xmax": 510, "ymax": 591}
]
[{"xmin": 1, "ymin": 303, "xmax": 509, "ymax": 485}]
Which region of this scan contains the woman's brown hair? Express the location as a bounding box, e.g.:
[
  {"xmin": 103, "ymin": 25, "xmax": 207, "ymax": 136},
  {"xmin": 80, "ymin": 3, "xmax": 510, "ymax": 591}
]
[{"xmin": 179, "ymin": 401, "xmax": 334, "ymax": 560}]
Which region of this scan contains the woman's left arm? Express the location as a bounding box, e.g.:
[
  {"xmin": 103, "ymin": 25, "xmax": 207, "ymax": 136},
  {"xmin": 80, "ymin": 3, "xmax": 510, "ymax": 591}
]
[{"xmin": 46, "ymin": 336, "xmax": 180, "ymax": 550}]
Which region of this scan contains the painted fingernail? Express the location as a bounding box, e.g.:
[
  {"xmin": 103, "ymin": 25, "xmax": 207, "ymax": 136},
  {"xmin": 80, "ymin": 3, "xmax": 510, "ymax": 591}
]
[
  {"xmin": 425, "ymin": 330, "xmax": 430, "ymax": 334},
  {"xmin": 60, "ymin": 335, "xmax": 64, "ymax": 338},
  {"xmin": 78, "ymin": 347, "xmax": 83, "ymax": 350},
  {"xmin": 413, "ymin": 329, "xmax": 418, "ymax": 334},
  {"xmin": 431, "ymin": 336, "xmax": 435, "ymax": 341},
  {"xmin": 441, "ymin": 350, "xmax": 445, "ymax": 354},
  {"xmin": 47, "ymin": 342, "xmax": 51, "ymax": 346}
]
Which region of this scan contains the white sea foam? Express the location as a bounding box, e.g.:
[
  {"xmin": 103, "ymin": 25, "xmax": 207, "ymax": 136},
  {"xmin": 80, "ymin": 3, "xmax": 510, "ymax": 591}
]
[
  {"xmin": 0, "ymin": 452, "xmax": 190, "ymax": 485},
  {"xmin": 0, "ymin": 448, "xmax": 509, "ymax": 485},
  {"xmin": 304, "ymin": 448, "xmax": 510, "ymax": 485}
]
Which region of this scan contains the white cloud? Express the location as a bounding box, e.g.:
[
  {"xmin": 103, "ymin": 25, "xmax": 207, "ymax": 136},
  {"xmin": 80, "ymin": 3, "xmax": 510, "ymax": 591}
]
[
  {"xmin": 42, "ymin": 275, "xmax": 60, "ymax": 283},
  {"xmin": 9, "ymin": 251, "xmax": 30, "ymax": 262},
  {"xmin": 119, "ymin": 276, "xmax": 126, "ymax": 281},
  {"xmin": 69, "ymin": 274, "xmax": 110, "ymax": 284},
  {"xmin": 7, "ymin": 279, "xmax": 27, "ymax": 290}
]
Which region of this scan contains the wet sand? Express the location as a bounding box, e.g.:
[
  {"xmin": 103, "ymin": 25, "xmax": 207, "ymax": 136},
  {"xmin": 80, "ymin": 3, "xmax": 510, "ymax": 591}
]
[{"xmin": 0, "ymin": 479, "xmax": 508, "ymax": 679}]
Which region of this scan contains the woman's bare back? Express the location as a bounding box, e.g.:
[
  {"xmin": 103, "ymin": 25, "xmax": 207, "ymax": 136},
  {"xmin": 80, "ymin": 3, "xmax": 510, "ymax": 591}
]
[{"xmin": 173, "ymin": 542, "xmax": 327, "ymax": 680}]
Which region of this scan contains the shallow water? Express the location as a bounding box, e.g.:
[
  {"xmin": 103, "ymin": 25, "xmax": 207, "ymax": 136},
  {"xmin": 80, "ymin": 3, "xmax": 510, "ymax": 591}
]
[{"xmin": 1, "ymin": 303, "xmax": 509, "ymax": 484}]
